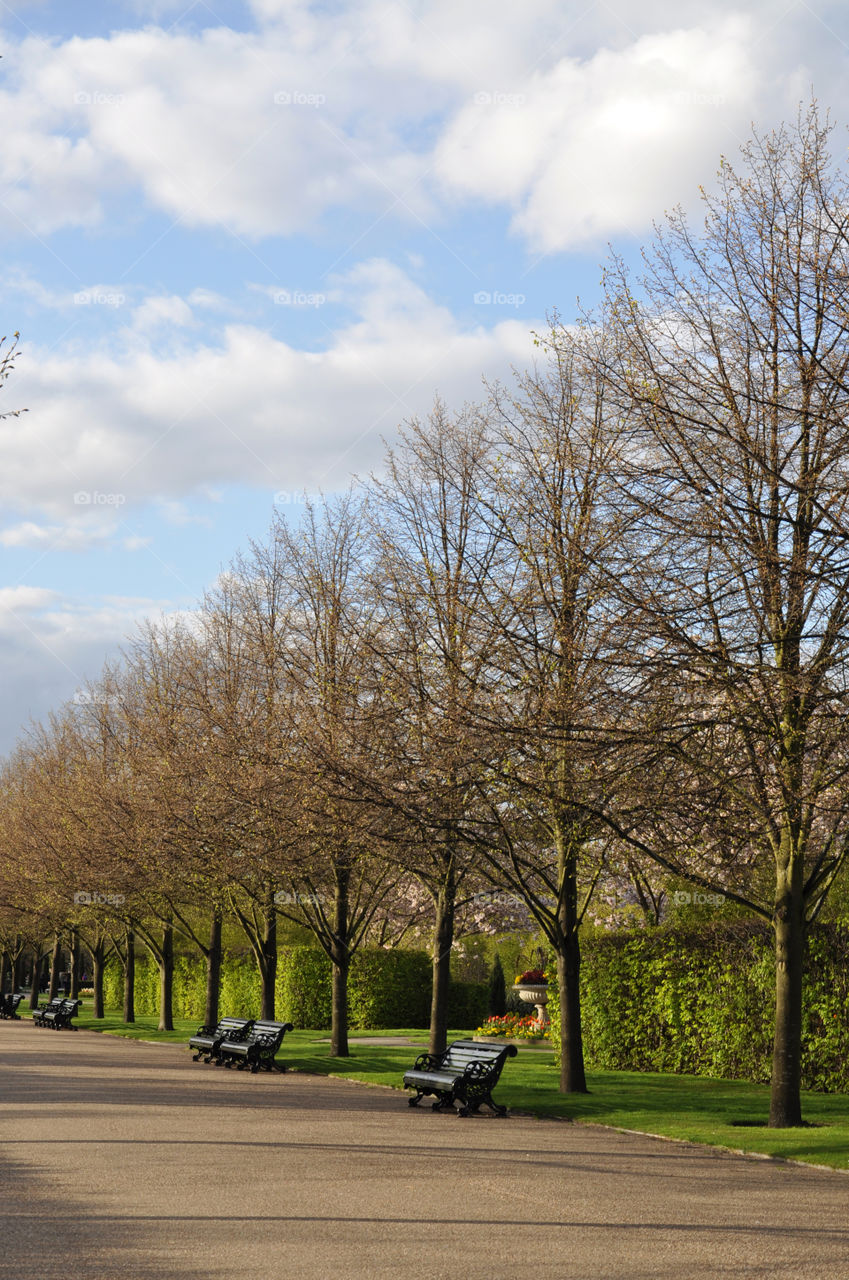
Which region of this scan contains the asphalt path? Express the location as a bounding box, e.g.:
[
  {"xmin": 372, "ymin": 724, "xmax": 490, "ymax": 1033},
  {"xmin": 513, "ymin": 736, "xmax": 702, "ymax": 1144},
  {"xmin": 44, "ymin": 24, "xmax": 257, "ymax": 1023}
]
[{"xmin": 1, "ymin": 1022, "xmax": 847, "ymax": 1279}]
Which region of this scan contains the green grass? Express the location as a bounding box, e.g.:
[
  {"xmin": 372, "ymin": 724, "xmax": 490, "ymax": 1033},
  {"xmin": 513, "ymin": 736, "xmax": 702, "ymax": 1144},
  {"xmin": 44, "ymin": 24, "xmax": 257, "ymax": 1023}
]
[{"xmin": 26, "ymin": 1003, "xmax": 849, "ymax": 1171}]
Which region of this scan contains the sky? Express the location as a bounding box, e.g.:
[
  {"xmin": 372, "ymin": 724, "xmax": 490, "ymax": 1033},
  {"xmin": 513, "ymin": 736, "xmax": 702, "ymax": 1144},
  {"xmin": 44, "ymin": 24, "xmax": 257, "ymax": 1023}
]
[{"xmin": 0, "ymin": 0, "xmax": 848, "ymax": 752}]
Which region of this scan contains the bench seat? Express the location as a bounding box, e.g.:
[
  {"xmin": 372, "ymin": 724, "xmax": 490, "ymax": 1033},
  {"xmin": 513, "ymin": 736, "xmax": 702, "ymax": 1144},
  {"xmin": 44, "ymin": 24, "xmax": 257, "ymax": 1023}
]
[{"xmin": 403, "ymin": 1038, "xmax": 517, "ymax": 1117}]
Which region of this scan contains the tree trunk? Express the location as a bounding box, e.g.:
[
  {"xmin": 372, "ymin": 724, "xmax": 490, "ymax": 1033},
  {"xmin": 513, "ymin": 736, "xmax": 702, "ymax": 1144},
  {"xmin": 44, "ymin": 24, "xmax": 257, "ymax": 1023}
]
[
  {"xmin": 555, "ymin": 935, "xmax": 587, "ymax": 1093},
  {"xmin": 769, "ymin": 861, "xmax": 805, "ymax": 1127},
  {"xmin": 253, "ymin": 894, "xmax": 277, "ymax": 1020},
  {"xmin": 330, "ymin": 867, "xmax": 351, "ymax": 1057},
  {"xmin": 158, "ymin": 923, "xmax": 174, "ymax": 1032},
  {"xmin": 28, "ymin": 946, "xmax": 42, "ymax": 1009},
  {"xmin": 204, "ymin": 912, "xmax": 222, "ymax": 1028},
  {"xmin": 48, "ymin": 935, "xmax": 61, "ymax": 1000},
  {"xmin": 555, "ymin": 834, "xmax": 588, "ymax": 1093},
  {"xmin": 12, "ymin": 938, "xmax": 23, "ymax": 994},
  {"xmin": 123, "ymin": 930, "xmax": 135, "ymax": 1024},
  {"xmin": 429, "ymin": 874, "xmax": 455, "ymax": 1056},
  {"xmin": 0, "ymin": 950, "xmax": 9, "ymax": 994},
  {"xmin": 69, "ymin": 930, "xmax": 81, "ymax": 999},
  {"xmin": 91, "ymin": 939, "xmax": 106, "ymax": 1019}
]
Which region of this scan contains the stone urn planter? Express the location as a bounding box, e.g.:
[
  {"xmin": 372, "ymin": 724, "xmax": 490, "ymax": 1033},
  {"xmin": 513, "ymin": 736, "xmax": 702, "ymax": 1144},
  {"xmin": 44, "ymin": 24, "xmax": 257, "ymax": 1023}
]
[{"xmin": 512, "ymin": 977, "xmax": 549, "ymax": 1029}]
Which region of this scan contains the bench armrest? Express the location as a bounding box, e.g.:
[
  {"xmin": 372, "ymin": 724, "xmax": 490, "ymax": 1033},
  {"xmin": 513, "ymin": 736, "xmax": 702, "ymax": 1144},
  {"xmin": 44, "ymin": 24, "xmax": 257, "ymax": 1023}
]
[{"xmin": 411, "ymin": 1052, "xmax": 442, "ymax": 1071}]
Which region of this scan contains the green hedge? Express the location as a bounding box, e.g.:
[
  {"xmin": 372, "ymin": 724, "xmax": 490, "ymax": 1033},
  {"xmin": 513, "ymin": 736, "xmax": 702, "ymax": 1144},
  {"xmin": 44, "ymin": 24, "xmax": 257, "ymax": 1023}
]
[
  {"xmin": 548, "ymin": 922, "xmax": 849, "ymax": 1091},
  {"xmin": 102, "ymin": 947, "xmax": 487, "ymax": 1030}
]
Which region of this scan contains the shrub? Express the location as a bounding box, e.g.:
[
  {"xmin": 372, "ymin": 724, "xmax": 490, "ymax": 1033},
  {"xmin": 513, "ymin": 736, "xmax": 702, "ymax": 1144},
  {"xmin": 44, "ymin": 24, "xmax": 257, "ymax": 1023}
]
[
  {"xmin": 100, "ymin": 944, "xmax": 487, "ymax": 1032},
  {"xmin": 487, "ymin": 954, "xmax": 506, "ymax": 1016},
  {"xmin": 347, "ymin": 949, "xmax": 431, "ymax": 1029},
  {"xmin": 548, "ymin": 921, "xmax": 849, "ymax": 1091},
  {"xmin": 446, "ymin": 978, "xmax": 488, "ymax": 1029},
  {"xmin": 276, "ymin": 948, "xmax": 332, "ymax": 1028}
]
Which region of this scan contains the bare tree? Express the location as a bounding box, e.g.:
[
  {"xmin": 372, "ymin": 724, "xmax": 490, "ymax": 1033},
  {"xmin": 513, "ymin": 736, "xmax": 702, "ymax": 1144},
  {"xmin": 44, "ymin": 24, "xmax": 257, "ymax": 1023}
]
[
  {"xmin": 598, "ymin": 103, "xmax": 849, "ymax": 1126},
  {"xmin": 366, "ymin": 405, "xmax": 498, "ymax": 1055},
  {"xmin": 467, "ymin": 339, "xmax": 632, "ymax": 1091}
]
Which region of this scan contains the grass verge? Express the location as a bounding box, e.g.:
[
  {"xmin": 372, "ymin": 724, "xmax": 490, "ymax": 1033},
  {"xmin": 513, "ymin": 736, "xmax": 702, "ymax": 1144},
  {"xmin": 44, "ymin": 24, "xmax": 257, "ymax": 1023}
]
[{"xmin": 25, "ymin": 1004, "xmax": 849, "ymax": 1171}]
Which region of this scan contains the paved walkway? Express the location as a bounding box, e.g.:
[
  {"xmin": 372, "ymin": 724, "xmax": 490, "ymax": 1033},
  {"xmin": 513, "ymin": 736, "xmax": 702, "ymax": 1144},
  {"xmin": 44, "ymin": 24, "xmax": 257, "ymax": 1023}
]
[{"xmin": 1, "ymin": 1023, "xmax": 847, "ymax": 1279}]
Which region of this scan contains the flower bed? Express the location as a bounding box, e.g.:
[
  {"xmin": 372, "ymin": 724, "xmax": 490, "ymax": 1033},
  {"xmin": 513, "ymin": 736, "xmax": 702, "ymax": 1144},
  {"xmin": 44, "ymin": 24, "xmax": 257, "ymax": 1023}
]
[{"xmin": 476, "ymin": 1013, "xmax": 550, "ymax": 1041}]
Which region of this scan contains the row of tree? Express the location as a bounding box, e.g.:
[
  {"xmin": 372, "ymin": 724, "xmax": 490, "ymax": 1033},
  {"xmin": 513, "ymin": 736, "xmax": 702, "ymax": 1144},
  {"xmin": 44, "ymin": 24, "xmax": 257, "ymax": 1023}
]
[{"xmin": 2, "ymin": 104, "xmax": 849, "ymax": 1127}]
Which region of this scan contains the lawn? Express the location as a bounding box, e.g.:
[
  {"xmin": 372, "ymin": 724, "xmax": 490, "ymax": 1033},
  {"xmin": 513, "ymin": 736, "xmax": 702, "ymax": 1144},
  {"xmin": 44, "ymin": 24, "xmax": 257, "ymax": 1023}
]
[{"xmin": 24, "ymin": 1003, "xmax": 849, "ymax": 1171}]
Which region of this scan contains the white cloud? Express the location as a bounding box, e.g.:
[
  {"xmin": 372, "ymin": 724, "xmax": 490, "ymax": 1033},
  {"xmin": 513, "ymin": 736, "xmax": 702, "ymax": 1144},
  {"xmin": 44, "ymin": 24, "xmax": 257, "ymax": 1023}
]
[
  {"xmin": 0, "ymin": 4, "xmax": 847, "ymax": 247},
  {"xmin": 4, "ymin": 259, "xmax": 536, "ymax": 525},
  {"xmin": 436, "ymin": 17, "xmax": 764, "ymax": 250},
  {"xmin": 132, "ymin": 294, "xmax": 195, "ymax": 332},
  {"xmin": 0, "ymin": 585, "xmax": 58, "ymax": 614}
]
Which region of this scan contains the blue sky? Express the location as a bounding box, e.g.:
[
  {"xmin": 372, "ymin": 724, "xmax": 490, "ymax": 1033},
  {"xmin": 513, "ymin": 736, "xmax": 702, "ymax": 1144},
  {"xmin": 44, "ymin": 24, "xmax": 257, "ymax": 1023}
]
[{"xmin": 0, "ymin": 0, "xmax": 848, "ymax": 750}]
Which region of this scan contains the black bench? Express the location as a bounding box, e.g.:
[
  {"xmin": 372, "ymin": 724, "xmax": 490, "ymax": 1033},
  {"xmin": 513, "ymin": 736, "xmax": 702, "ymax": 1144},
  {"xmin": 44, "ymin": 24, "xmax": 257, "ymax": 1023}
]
[
  {"xmin": 189, "ymin": 1017, "xmax": 253, "ymax": 1063},
  {"xmin": 217, "ymin": 1020, "xmax": 294, "ymax": 1073},
  {"xmin": 403, "ymin": 1038, "xmax": 518, "ymax": 1117},
  {"xmin": 0, "ymin": 993, "xmax": 23, "ymax": 1019},
  {"xmin": 33, "ymin": 997, "xmax": 80, "ymax": 1030}
]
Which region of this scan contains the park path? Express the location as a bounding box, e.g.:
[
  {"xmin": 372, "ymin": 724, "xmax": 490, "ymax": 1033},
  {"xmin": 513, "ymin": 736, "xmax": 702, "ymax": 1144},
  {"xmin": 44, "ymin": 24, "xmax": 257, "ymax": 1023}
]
[{"xmin": 1, "ymin": 1022, "xmax": 847, "ymax": 1279}]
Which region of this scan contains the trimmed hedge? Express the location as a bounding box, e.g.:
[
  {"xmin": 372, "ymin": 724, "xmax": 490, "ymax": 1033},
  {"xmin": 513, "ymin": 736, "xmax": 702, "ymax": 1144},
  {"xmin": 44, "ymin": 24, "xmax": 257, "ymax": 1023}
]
[
  {"xmin": 102, "ymin": 946, "xmax": 487, "ymax": 1030},
  {"xmin": 548, "ymin": 921, "xmax": 849, "ymax": 1092}
]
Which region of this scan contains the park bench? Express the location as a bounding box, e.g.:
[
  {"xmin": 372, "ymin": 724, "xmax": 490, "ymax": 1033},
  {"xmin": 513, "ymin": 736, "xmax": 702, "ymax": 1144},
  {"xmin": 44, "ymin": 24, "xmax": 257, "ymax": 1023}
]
[
  {"xmin": 0, "ymin": 993, "xmax": 23, "ymax": 1019},
  {"xmin": 189, "ymin": 1017, "xmax": 253, "ymax": 1063},
  {"xmin": 33, "ymin": 997, "xmax": 80, "ymax": 1029},
  {"xmin": 217, "ymin": 1019, "xmax": 294, "ymax": 1073},
  {"xmin": 403, "ymin": 1038, "xmax": 518, "ymax": 1117}
]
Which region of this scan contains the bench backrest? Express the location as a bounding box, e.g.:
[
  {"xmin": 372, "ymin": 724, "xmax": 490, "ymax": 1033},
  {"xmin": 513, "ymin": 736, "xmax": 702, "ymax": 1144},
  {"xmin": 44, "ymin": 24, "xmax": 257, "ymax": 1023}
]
[
  {"xmin": 441, "ymin": 1039, "xmax": 513, "ymax": 1072},
  {"xmin": 246, "ymin": 1020, "xmax": 294, "ymax": 1043},
  {"xmin": 60, "ymin": 999, "xmax": 80, "ymax": 1014},
  {"xmin": 215, "ymin": 1017, "xmax": 252, "ymax": 1036}
]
